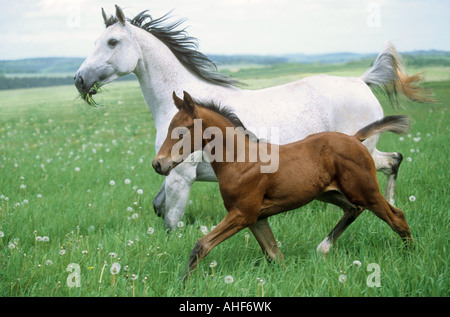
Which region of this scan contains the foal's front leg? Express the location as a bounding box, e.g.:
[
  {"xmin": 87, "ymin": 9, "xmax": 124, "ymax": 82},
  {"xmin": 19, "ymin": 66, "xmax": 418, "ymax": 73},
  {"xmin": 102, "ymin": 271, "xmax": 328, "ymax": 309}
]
[{"xmin": 181, "ymin": 208, "xmax": 256, "ymax": 281}]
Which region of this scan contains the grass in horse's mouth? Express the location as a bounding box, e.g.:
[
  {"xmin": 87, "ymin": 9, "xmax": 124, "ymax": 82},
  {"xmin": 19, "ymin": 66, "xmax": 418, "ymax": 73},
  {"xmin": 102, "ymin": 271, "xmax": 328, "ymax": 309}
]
[{"xmin": 80, "ymin": 82, "xmax": 102, "ymax": 107}]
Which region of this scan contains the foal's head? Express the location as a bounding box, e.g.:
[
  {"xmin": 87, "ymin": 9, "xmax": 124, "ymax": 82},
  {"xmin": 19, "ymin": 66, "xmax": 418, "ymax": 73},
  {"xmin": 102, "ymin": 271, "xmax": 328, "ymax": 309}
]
[{"xmin": 152, "ymin": 91, "xmax": 202, "ymax": 175}]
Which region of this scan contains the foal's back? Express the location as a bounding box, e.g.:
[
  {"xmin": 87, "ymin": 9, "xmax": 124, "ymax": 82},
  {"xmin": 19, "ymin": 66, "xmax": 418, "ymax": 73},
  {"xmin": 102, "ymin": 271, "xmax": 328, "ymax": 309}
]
[{"xmin": 260, "ymin": 131, "xmax": 376, "ymax": 214}]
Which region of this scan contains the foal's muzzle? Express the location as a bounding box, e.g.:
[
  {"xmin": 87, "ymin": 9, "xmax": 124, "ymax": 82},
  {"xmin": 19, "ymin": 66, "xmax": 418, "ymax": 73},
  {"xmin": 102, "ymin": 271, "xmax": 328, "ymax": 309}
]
[{"xmin": 152, "ymin": 158, "xmax": 174, "ymax": 176}]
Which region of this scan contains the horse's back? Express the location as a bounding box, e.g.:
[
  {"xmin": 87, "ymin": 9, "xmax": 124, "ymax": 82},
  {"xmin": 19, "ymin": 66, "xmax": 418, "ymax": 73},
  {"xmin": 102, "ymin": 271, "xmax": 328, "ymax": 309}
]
[{"xmin": 230, "ymin": 74, "xmax": 384, "ymax": 144}]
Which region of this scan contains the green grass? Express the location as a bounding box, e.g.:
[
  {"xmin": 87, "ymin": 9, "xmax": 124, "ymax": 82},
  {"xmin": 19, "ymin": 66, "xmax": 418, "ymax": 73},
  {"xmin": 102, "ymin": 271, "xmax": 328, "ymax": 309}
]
[{"xmin": 0, "ymin": 66, "xmax": 448, "ymax": 297}]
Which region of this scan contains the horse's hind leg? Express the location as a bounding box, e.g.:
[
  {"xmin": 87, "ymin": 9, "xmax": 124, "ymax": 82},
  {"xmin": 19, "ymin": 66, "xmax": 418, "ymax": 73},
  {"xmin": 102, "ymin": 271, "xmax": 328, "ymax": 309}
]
[
  {"xmin": 316, "ymin": 191, "xmax": 364, "ymax": 257},
  {"xmin": 249, "ymin": 218, "xmax": 284, "ymax": 262},
  {"xmin": 372, "ymin": 148, "xmax": 404, "ymax": 206}
]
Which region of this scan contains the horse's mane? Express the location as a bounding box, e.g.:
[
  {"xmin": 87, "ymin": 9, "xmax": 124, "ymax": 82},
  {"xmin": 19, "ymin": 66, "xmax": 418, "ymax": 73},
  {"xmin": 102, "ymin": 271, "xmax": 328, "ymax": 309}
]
[{"xmin": 105, "ymin": 10, "xmax": 240, "ymax": 87}]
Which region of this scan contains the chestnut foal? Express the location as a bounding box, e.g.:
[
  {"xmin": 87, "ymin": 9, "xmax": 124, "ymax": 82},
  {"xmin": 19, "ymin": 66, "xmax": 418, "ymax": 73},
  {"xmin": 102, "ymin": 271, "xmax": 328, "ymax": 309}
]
[{"xmin": 153, "ymin": 91, "xmax": 413, "ymax": 280}]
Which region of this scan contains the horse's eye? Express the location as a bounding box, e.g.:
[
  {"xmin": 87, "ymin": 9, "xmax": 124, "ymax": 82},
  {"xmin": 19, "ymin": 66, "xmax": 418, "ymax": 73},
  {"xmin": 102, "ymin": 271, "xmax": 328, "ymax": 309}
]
[{"xmin": 108, "ymin": 39, "xmax": 119, "ymax": 47}]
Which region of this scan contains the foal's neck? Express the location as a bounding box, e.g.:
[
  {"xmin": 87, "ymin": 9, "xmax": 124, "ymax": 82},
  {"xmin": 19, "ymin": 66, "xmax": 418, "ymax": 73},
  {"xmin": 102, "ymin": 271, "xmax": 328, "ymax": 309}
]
[{"xmin": 199, "ymin": 107, "xmax": 258, "ymax": 172}]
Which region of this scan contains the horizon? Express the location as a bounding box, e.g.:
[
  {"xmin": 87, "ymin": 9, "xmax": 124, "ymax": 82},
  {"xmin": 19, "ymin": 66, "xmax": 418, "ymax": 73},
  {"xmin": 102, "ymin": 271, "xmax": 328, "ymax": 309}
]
[
  {"xmin": 1, "ymin": 48, "xmax": 449, "ymax": 63},
  {"xmin": 0, "ymin": 1, "xmax": 449, "ymax": 60}
]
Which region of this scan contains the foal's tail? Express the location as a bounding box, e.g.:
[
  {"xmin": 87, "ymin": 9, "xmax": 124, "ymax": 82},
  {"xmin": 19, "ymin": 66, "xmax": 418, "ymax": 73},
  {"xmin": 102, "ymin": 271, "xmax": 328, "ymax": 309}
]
[
  {"xmin": 361, "ymin": 41, "xmax": 434, "ymax": 105},
  {"xmin": 354, "ymin": 115, "xmax": 411, "ymax": 142}
]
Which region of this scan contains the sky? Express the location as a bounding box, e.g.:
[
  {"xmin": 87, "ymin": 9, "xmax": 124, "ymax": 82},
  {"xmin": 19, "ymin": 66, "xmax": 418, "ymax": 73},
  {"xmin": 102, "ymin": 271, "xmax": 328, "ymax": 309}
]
[{"xmin": 0, "ymin": 0, "xmax": 449, "ymax": 60}]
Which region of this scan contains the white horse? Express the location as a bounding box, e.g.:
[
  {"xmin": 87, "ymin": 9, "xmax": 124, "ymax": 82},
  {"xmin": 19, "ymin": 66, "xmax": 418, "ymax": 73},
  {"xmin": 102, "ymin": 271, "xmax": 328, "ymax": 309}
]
[{"xmin": 74, "ymin": 6, "xmax": 429, "ymax": 230}]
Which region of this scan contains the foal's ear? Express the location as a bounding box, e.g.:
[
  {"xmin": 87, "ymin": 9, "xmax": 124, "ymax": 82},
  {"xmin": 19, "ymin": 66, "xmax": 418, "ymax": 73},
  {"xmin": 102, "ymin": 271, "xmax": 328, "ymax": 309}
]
[
  {"xmin": 183, "ymin": 91, "xmax": 196, "ymax": 114},
  {"xmin": 115, "ymin": 5, "xmax": 126, "ymax": 25},
  {"xmin": 172, "ymin": 91, "xmax": 185, "ymax": 109}
]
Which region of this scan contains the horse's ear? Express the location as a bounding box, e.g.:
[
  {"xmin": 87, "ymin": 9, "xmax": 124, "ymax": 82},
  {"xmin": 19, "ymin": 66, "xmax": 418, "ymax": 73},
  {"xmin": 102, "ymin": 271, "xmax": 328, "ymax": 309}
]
[
  {"xmin": 115, "ymin": 5, "xmax": 126, "ymax": 25},
  {"xmin": 173, "ymin": 91, "xmax": 185, "ymax": 110},
  {"xmin": 102, "ymin": 8, "xmax": 113, "ymax": 27},
  {"xmin": 183, "ymin": 91, "xmax": 196, "ymax": 114}
]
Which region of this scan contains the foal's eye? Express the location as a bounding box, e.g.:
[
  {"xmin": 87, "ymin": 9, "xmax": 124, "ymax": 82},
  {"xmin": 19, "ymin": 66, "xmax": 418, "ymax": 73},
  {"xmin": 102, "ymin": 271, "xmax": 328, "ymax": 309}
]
[{"xmin": 107, "ymin": 39, "xmax": 119, "ymax": 48}]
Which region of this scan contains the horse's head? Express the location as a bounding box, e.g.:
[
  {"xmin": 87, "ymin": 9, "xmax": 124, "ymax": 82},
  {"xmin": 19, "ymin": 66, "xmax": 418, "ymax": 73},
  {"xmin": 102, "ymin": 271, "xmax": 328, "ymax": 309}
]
[
  {"xmin": 152, "ymin": 91, "xmax": 201, "ymax": 176},
  {"xmin": 74, "ymin": 5, "xmax": 141, "ymax": 103}
]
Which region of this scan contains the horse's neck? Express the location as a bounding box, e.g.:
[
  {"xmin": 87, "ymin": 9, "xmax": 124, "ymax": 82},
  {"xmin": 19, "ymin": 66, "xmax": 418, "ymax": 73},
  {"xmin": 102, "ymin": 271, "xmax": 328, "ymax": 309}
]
[{"xmin": 131, "ymin": 27, "xmax": 238, "ymax": 131}]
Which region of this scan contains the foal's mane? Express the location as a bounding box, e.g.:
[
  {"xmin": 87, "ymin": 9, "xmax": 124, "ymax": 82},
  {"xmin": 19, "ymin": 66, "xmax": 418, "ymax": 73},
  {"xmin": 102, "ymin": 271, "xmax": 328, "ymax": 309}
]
[
  {"xmin": 105, "ymin": 10, "xmax": 240, "ymax": 87},
  {"xmin": 193, "ymin": 98, "xmax": 259, "ymax": 142}
]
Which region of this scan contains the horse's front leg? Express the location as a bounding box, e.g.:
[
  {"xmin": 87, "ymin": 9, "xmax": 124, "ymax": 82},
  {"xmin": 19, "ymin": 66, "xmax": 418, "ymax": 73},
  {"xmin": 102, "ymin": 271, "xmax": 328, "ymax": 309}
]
[
  {"xmin": 153, "ymin": 179, "xmax": 166, "ymax": 218},
  {"xmin": 163, "ymin": 162, "xmax": 198, "ymax": 230}
]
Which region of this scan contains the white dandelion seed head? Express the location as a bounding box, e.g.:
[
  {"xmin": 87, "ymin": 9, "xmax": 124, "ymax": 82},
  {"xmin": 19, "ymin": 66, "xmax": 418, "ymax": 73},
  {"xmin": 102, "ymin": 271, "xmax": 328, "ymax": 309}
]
[
  {"xmin": 224, "ymin": 275, "xmax": 234, "ymax": 284},
  {"xmin": 177, "ymin": 221, "xmax": 184, "ymax": 228},
  {"xmin": 110, "ymin": 262, "xmax": 121, "ymax": 275},
  {"xmin": 339, "ymin": 274, "xmax": 347, "ymax": 283},
  {"xmin": 200, "ymin": 226, "xmax": 209, "ymax": 235},
  {"xmin": 209, "ymin": 260, "xmax": 217, "ymax": 268},
  {"xmin": 109, "ymin": 180, "xmax": 115, "ymax": 186},
  {"xmin": 137, "ymin": 189, "xmax": 143, "ymax": 195},
  {"xmin": 124, "ymin": 179, "xmax": 131, "ymax": 184},
  {"xmin": 74, "ymin": 167, "xmax": 80, "ymax": 172},
  {"xmin": 409, "ymin": 195, "xmax": 416, "ymax": 202},
  {"xmin": 147, "ymin": 227, "xmax": 154, "ymax": 235},
  {"xmin": 352, "ymin": 260, "xmax": 362, "ymax": 267}
]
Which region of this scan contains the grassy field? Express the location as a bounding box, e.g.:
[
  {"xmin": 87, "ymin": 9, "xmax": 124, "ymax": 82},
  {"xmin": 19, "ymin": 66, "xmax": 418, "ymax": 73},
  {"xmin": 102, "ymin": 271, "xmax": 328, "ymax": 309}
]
[{"xmin": 0, "ymin": 65, "xmax": 448, "ymax": 297}]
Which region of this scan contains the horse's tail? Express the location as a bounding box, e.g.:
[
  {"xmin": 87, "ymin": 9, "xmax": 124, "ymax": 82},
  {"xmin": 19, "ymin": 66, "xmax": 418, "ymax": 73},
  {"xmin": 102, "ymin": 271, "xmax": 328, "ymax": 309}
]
[
  {"xmin": 361, "ymin": 41, "xmax": 434, "ymax": 105},
  {"xmin": 354, "ymin": 115, "xmax": 411, "ymax": 142}
]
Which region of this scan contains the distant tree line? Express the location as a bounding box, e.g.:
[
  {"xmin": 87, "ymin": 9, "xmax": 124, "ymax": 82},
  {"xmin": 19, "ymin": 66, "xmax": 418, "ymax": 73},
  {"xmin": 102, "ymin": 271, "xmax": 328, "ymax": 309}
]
[{"xmin": 0, "ymin": 74, "xmax": 136, "ymax": 90}]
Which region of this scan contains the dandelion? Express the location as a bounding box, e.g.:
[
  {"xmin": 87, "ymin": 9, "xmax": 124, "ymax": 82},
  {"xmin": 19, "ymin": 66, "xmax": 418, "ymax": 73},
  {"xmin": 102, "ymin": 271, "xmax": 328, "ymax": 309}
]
[
  {"xmin": 8, "ymin": 242, "xmax": 15, "ymax": 250},
  {"xmin": 110, "ymin": 262, "xmax": 121, "ymax": 287},
  {"xmin": 110, "ymin": 262, "xmax": 121, "ymax": 275},
  {"xmin": 224, "ymin": 275, "xmax": 234, "ymax": 284},
  {"xmin": 147, "ymin": 227, "xmax": 154, "ymax": 235},
  {"xmin": 177, "ymin": 221, "xmax": 184, "ymax": 228},
  {"xmin": 406, "ymin": 157, "xmax": 412, "ymax": 162},
  {"xmin": 74, "ymin": 167, "xmax": 80, "ymax": 172},
  {"xmin": 257, "ymin": 278, "xmax": 266, "ymax": 297},
  {"xmin": 200, "ymin": 226, "xmax": 209, "ymax": 235},
  {"xmin": 137, "ymin": 189, "xmax": 143, "ymax": 195},
  {"xmin": 0, "ymin": 231, "xmax": 4, "ymax": 238},
  {"xmin": 409, "ymin": 195, "xmax": 416, "ymax": 202},
  {"xmin": 399, "ymin": 137, "xmax": 404, "ymax": 141},
  {"xmin": 244, "ymin": 232, "xmax": 250, "ymax": 245},
  {"xmin": 353, "ymin": 260, "xmax": 362, "ymax": 267},
  {"xmin": 59, "ymin": 249, "xmax": 66, "ymax": 255},
  {"xmin": 109, "ymin": 180, "xmax": 115, "ymax": 186},
  {"xmin": 413, "ymin": 137, "xmax": 421, "ymax": 142},
  {"xmin": 20, "ymin": 184, "xmax": 26, "ymax": 190},
  {"xmin": 45, "ymin": 260, "xmax": 53, "ymax": 266},
  {"xmin": 339, "ymin": 274, "xmax": 347, "ymax": 283},
  {"xmin": 82, "ymin": 250, "xmax": 88, "ymax": 254},
  {"xmin": 126, "ymin": 206, "xmax": 133, "ymax": 213},
  {"xmin": 36, "ymin": 236, "xmax": 43, "ymax": 242},
  {"xmin": 109, "ymin": 252, "xmax": 118, "ymax": 258},
  {"xmin": 42, "ymin": 236, "xmax": 49, "ymax": 242},
  {"xmin": 209, "ymin": 260, "xmax": 217, "ymax": 276},
  {"xmin": 124, "ymin": 179, "xmax": 131, "ymax": 184}
]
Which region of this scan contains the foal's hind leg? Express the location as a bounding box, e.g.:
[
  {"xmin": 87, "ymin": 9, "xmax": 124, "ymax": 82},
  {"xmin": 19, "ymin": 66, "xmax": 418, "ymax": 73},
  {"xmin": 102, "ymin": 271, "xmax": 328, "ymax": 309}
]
[
  {"xmin": 316, "ymin": 191, "xmax": 364, "ymax": 258},
  {"xmin": 249, "ymin": 218, "xmax": 284, "ymax": 262}
]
